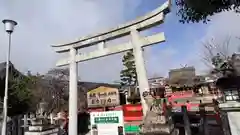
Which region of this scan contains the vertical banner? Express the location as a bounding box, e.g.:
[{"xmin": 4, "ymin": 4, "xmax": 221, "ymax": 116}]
[
  {"xmin": 122, "ymin": 104, "xmax": 143, "ymax": 121},
  {"xmin": 123, "ymin": 104, "xmax": 143, "ymax": 134}
]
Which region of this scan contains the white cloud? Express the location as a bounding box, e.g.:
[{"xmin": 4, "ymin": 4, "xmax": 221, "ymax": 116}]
[
  {"xmin": 186, "ymin": 11, "xmax": 240, "ymax": 75},
  {"xmin": 205, "ymin": 11, "xmax": 240, "ymax": 38},
  {"xmin": 2, "ymin": 0, "xmax": 238, "ymax": 83},
  {"xmin": 144, "ymin": 10, "xmax": 240, "ymax": 78},
  {"xmin": 0, "ymin": 0, "xmax": 144, "ymax": 82}
]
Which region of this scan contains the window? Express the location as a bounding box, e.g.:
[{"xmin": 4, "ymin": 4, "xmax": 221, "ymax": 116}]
[{"xmin": 224, "ymin": 89, "xmax": 240, "ymax": 101}]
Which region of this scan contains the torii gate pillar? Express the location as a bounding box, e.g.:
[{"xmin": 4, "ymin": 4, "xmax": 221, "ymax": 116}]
[
  {"xmin": 131, "ymin": 29, "xmax": 149, "ymax": 115},
  {"xmin": 69, "ymin": 48, "xmax": 78, "ymax": 135}
]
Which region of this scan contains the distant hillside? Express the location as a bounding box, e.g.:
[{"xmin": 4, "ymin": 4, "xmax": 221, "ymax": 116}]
[
  {"xmin": 0, "ymin": 62, "xmax": 22, "ymax": 79},
  {"xmin": 0, "ymin": 61, "xmax": 119, "ymax": 90},
  {"xmin": 0, "ymin": 61, "xmax": 120, "ymax": 112}
]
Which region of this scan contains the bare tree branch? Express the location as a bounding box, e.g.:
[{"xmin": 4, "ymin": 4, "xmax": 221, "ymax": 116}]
[{"xmin": 202, "ymin": 36, "xmax": 232, "ymax": 67}]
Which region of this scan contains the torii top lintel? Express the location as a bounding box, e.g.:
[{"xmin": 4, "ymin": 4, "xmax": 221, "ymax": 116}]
[{"xmin": 51, "ymin": 0, "xmax": 171, "ymax": 53}]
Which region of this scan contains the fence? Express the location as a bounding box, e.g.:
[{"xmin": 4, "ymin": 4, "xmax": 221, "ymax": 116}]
[
  {"xmin": 3, "ymin": 115, "xmax": 25, "ymax": 135},
  {"xmin": 167, "ymin": 91, "xmax": 194, "ymax": 100}
]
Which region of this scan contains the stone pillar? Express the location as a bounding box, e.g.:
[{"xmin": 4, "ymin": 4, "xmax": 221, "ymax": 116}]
[
  {"xmin": 199, "ymin": 104, "xmax": 209, "ymax": 135},
  {"xmin": 50, "ymin": 113, "xmax": 54, "ymax": 124},
  {"xmin": 125, "ymin": 91, "xmax": 129, "ymax": 104},
  {"xmin": 182, "ymin": 106, "xmax": 191, "ymax": 135},
  {"xmin": 23, "ymin": 114, "xmax": 28, "ymax": 128},
  {"xmin": 130, "ymin": 29, "xmax": 150, "ymax": 116},
  {"xmin": 219, "ymin": 110, "xmax": 231, "ymax": 135},
  {"xmin": 69, "ymin": 47, "xmax": 78, "ymax": 135}
]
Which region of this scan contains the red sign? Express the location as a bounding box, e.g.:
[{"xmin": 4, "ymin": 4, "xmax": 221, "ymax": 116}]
[{"xmin": 122, "ymin": 104, "xmax": 143, "ymax": 121}]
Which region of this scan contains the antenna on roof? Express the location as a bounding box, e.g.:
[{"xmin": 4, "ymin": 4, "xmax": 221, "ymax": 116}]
[{"xmin": 180, "ymin": 64, "xmax": 188, "ymax": 68}]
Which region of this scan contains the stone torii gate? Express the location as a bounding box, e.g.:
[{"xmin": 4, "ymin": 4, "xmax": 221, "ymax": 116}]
[{"xmin": 52, "ymin": 1, "xmax": 170, "ymax": 135}]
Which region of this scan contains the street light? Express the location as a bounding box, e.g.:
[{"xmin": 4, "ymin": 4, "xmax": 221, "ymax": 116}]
[{"xmin": 1, "ymin": 19, "xmax": 17, "ymax": 135}]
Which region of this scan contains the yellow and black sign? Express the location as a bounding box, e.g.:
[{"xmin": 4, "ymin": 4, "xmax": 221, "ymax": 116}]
[{"xmin": 87, "ymin": 86, "xmax": 120, "ymax": 108}]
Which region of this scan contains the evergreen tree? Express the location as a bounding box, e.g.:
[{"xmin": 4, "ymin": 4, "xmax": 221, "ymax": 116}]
[
  {"xmin": 176, "ymin": 0, "xmax": 240, "ymax": 23},
  {"xmin": 120, "ymin": 50, "xmax": 140, "ymax": 104},
  {"xmin": 0, "ymin": 71, "xmax": 33, "ymax": 116},
  {"xmin": 120, "ymin": 50, "xmax": 137, "ymax": 87}
]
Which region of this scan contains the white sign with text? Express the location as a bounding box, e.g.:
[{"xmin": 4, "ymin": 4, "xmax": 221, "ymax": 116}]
[{"xmin": 90, "ymin": 111, "xmax": 124, "ymax": 135}]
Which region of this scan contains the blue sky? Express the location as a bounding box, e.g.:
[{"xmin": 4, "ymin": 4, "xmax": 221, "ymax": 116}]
[
  {"xmin": 0, "ymin": 0, "xmax": 240, "ymax": 83},
  {"xmin": 123, "ymin": 0, "xmax": 209, "ymax": 76}
]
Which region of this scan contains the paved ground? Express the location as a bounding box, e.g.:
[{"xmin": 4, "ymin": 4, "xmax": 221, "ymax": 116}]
[{"xmin": 171, "ymin": 95, "xmax": 215, "ymax": 104}]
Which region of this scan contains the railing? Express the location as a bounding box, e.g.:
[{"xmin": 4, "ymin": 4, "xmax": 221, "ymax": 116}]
[{"xmin": 3, "ymin": 115, "xmax": 25, "ymax": 135}]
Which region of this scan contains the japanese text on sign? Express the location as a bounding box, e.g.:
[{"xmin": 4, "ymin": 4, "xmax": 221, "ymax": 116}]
[{"xmin": 94, "ymin": 117, "xmax": 119, "ymax": 123}]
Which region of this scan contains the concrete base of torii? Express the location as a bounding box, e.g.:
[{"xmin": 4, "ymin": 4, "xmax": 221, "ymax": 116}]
[{"xmin": 139, "ymin": 96, "xmax": 179, "ymax": 135}]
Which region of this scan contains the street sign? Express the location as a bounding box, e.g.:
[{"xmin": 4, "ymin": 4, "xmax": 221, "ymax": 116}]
[
  {"xmin": 124, "ymin": 125, "xmax": 140, "ymax": 133},
  {"xmin": 94, "ymin": 117, "xmax": 119, "ymax": 123}
]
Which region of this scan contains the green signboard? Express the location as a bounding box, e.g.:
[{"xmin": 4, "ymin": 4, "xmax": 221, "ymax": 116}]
[
  {"xmin": 124, "ymin": 125, "xmax": 140, "ymax": 133},
  {"xmin": 94, "ymin": 116, "xmax": 119, "ymax": 123}
]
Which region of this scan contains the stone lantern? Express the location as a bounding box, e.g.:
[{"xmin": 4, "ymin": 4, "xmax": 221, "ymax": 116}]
[
  {"xmin": 24, "ymin": 101, "xmax": 59, "ymax": 135},
  {"xmin": 216, "ymin": 76, "xmax": 240, "ymax": 135},
  {"xmin": 216, "ymin": 76, "xmax": 240, "ymax": 102},
  {"xmin": 139, "ymin": 92, "xmax": 179, "ymax": 135},
  {"xmin": 38, "ymin": 101, "xmax": 48, "ymax": 116}
]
